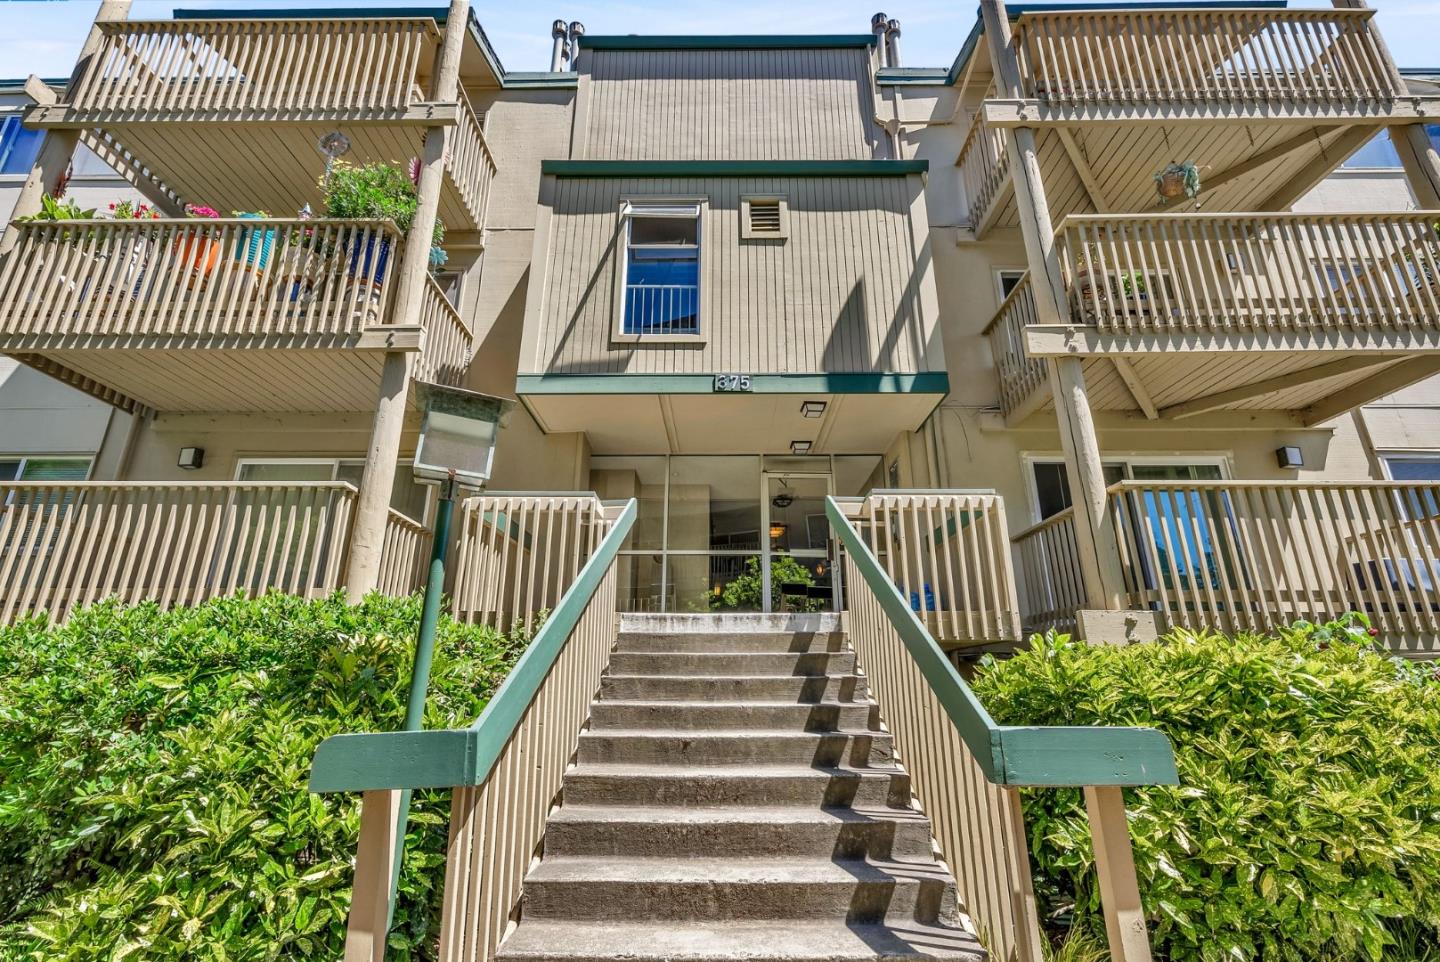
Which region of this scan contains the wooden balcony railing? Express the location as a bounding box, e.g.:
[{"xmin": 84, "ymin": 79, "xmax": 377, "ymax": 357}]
[
  {"xmin": 0, "ymin": 482, "xmax": 431, "ymax": 623},
  {"xmin": 1109, "ymin": 480, "xmax": 1440, "ymax": 651},
  {"xmin": 447, "ymin": 93, "xmax": 498, "ymax": 230},
  {"xmin": 418, "ymin": 275, "xmax": 473, "ymax": 387},
  {"xmin": 957, "ymin": 110, "xmax": 1009, "ymax": 232},
  {"xmin": 450, "ymin": 494, "xmax": 609, "ymax": 634},
  {"xmin": 64, "ymin": 19, "xmax": 438, "ymax": 121},
  {"xmin": 983, "ymin": 274, "xmax": 1050, "ymax": 419},
  {"xmin": 1056, "ymin": 212, "xmax": 1440, "ymax": 336},
  {"xmin": 845, "ymin": 491, "xmax": 1021, "ymax": 644},
  {"xmin": 1012, "ymin": 506, "xmax": 1084, "ymax": 636},
  {"xmin": 1010, "ymin": 8, "xmax": 1401, "ymax": 108}
]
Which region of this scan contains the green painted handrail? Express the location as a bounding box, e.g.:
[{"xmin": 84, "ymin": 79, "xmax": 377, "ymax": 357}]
[
  {"xmin": 827, "ymin": 496, "xmax": 1178, "ymax": 787},
  {"xmin": 308, "ymin": 498, "xmax": 638, "ymax": 794}
]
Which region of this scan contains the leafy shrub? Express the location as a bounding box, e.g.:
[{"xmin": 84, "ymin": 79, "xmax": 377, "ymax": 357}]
[
  {"xmin": 713, "ymin": 555, "xmax": 825, "ymax": 612},
  {"xmin": 0, "ymin": 592, "xmax": 525, "ymax": 961},
  {"xmin": 973, "ymin": 618, "xmax": 1440, "ymax": 962}
]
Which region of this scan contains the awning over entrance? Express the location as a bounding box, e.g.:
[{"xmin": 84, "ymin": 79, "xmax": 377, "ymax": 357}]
[{"xmin": 515, "ymin": 373, "xmax": 948, "ymax": 455}]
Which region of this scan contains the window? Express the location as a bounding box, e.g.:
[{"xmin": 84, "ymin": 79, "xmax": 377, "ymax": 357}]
[
  {"xmin": 236, "ymin": 459, "xmax": 429, "ymax": 522},
  {"xmin": 0, "ymin": 456, "xmax": 91, "ymax": 481},
  {"xmin": 1384, "ymin": 455, "xmax": 1440, "ymax": 518},
  {"xmin": 621, "ymin": 202, "xmax": 701, "ymax": 337},
  {"xmin": 741, "ymin": 195, "xmax": 788, "ymax": 240},
  {"xmin": 0, "ymin": 115, "xmax": 44, "ymax": 176},
  {"xmin": 996, "ymin": 269, "xmax": 1026, "ymax": 303}
]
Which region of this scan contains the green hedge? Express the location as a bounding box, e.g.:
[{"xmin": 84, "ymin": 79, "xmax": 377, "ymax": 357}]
[
  {"xmin": 0, "ymin": 593, "xmax": 525, "ymax": 962},
  {"xmin": 973, "ymin": 618, "xmax": 1440, "ymax": 962}
]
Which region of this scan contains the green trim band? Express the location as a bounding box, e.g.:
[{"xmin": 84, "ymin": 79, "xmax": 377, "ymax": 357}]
[
  {"xmin": 515, "ymin": 372, "xmax": 949, "ymax": 395},
  {"xmin": 308, "ymin": 498, "xmax": 639, "ymax": 793},
  {"xmin": 825, "ymin": 496, "xmax": 1179, "ymax": 787},
  {"xmin": 582, "ymin": 34, "xmax": 876, "ymax": 50},
  {"xmin": 541, "ymin": 160, "xmax": 928, "ymax": 178},
  {"xmin": 876, "ymin": 68, "xmax": 952, "ymax": 86}
]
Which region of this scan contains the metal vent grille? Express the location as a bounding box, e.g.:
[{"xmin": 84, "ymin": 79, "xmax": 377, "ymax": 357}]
[{"xmin": 748, "ymin": 200, "xmax": 783, "ymax": 233}]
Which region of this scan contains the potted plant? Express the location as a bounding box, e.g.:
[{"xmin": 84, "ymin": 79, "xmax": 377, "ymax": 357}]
[
  {"xmin": 1067, "ymin": 246, "xmax": 1107, "ymax": 317},
  {"xmin": 106, "ymin": 199, "xmax": 161, "ymax": 297},
  {"xmin": 174, "ymin": 204, "xmax": 221, "ymax": 282},
  {"xmin": 1154, "ymin": 161, "xmax": 1203, "ymax": 205},
  {"xmin": 233, "ymin": 210, "xmax": 275, "ymax": 274},
  {"xmin": 1120, "ymin": 271, "xmax": 1150, "ymax": 314},
  {"xmin": 321, "ymin": 160, "xmax": 446, "ymax": 289}
]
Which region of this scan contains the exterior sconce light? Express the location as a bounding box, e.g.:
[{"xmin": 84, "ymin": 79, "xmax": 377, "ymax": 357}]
[
  {"xmin": 1275, "ymin": 446, "xmax": 1304, "ymax": 469},
  {"xmin": 799, "ymin": 400, "xmax": 827, "ymax": 419},
  {"xmin": 177, "ymin": 447, "xmax": 204, "ymax": 470},
  {"xmin": 790, "ymin": 440, "xmax": 813, "ymax": 455}
]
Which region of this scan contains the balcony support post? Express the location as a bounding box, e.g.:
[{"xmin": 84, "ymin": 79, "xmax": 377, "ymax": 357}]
[
  {"xmin": 981, "ymin": 0, "xmax": 1126, "ymax": 612},
  {"xmin": 1392, "ymin": 124, "xmax": 1440, "ymax": 209},
  {"xmin": 1, "ymin": 0, "xmax": 130, "ymax": 256},
  {"xmin": 345, "ymin": 0, "xmax": 469, "ymax": 601}
]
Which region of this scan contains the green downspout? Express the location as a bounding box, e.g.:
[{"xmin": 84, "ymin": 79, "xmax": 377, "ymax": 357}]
[{"xmin": 387, "ymin": 474, "xmax": 458, "ymax": 928}]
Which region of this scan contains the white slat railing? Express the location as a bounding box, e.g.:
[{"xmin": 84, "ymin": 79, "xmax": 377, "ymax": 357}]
[
  {"xmin": 1011, "ymin": 8, "xmax": 1401, "ymax": 107},
  {"xmin": 851, "ymin": 492, "xmax": 1021, "ymax": 644},
  {"xmin": 0, "ymin": 219, "xmax": 401, "ymax": 340},
  {"xmin": 982, "ymin": 274, "xmax": 1050, "ymax": 419},
  {"xmin": 451, "ymin": 494, "xmax": 608, "ymax": 633},
  {"xmin": 956, "ymin": 109, "xmax": 1009, "ymax": 232},
  {"xmin": 1108, "ymin": 480, "xmax": 1440, "ymax": 652},
  {"xmin": 376, "ymin": 509, "xmax": 432, "ymax": 597},
  {"xmin": 307, "ymin": 499, "xmax": 637, "ymax": 962},
  {"xmin": 64, "ymin": 19, "xmax": 438, "ymax": 120},
  {"xmin": 1012, "ymin": 506, "xmax": 1084, "ymax": 636},
  {"xmin": 447, "ymin": 92, "xmax": 499, "ymax": 230},
  {"xmin": 417, "ymin": 275, "xmax": 473, "ymax": 387},
  {"xmin": 0, "ymin": 482, "xmax": 358, "ymax": 622},
  {"xmin": 1057, "ymin": 213, "xmax": 1440, "ymax": 335}
]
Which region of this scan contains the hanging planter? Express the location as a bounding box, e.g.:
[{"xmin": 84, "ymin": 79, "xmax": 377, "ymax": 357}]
[{"xmin": 1155, "ymin": 161, "xmax": 1203, "ymax": 205}]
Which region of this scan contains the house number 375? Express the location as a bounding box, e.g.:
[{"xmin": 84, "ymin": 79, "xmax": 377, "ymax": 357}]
[{"xmin": 713, "ymin": 374, "xmax": 753, "ymax": 392}]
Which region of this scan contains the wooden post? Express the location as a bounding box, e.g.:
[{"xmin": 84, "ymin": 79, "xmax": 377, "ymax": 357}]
[
  {"xmin": 346, "ymin": 0, "xmax": 469, "ymax": 599},
  {"xmin": 1392, "ymin": 125, "xmax": 1440, "ymax": 209},
  {"xmin": 345, "ymin": 790, "xmax": 402, "ymax": 962},
  {"xmin": 1085, "ymin": 786, "xmax": 1155, "ymax": 962},
  {"xmin": 979, "ymin": 0, "xmax": 1126, "ymax": 610},
  {"xmin": 0, "ymin": 0, "xmax": 130, "ymax": 255}
]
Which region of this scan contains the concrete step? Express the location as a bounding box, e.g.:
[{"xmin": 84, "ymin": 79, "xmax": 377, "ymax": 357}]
[
  {"xmin": 608, "ymin": 651, "xmax": 856, "ymax": 677},
  {"xmin": 495, "ymin": 919, "xmax": 986, "ymax": 962},
  {"xmin": 599, "ymin": 673, "xmax": 865, "ymax": 703},
  {"xmin": 562, "ymin": 763, "xmax": 912, "ymax": 808},
  {"xmin": 614, "ymin": 631, "xmax": 846, "ymax": 654},
  {"xmin": 543, "ymin": 805, "xmax": 937, "ymax": 860},
  {"xmin": 588, "ymin": 700, "xmax": 876, "ymax": 732},
  {"xmin": 577, "ymin": 730, "xmax": 893, "ymax": 766},
  {"xmin": 520, "ymin": 857, "xmax": 959, "ymax": 924}
]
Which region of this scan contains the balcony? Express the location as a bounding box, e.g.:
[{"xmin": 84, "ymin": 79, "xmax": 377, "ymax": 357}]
[
  {"xmin": 986, "ymin": 211, "xmax": 1440, "ymax": 423},
  {"xmin": 27, "ymin": 18, "xmax": 496, "ymax": 230},
  {"xmin": 957, "ymin": 8, "xmax": 1427, "ymax": 236},
  {"xmin": 0, "ymin": 218, "xmax": 471, "ymax": 413},
  {"xmin": 1014, "ymin": 480, "xmax": 1440, "ymax": 655},
  {"xmin": 0, "ymin": 482, "xmax": 429, "ymax": 623}
]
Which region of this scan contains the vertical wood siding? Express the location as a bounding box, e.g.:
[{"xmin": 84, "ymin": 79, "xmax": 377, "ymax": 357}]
[
  {"xmin": 582, "ymin": 49, "xmax": 879, "ymax": 160},
  {"xmin": 531, "ymin": 175, "xmax": 936, "ymax": 374}
]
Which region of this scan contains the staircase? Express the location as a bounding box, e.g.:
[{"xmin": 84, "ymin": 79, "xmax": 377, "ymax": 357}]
[{"xmin": 494, "ymin": 613, "xmax": 987, "ymax": 962}]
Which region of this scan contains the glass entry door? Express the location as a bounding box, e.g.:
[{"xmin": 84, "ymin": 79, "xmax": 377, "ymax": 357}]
[{"xmin": 761, "ymin": 473, "xmax": 835, "ymax": 612}]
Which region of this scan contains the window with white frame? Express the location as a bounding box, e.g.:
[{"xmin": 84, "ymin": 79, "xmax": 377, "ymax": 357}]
[
  {"xmin": 1383, "ymin": 454, "xmax": 1440, "ymax": 518},
  {"xmin": 996, "ymin": 269, "xmax": 1026, "ymax": 303},
  {"xmin": 0, "ymin": 456, "xmax": 92, "ymax": 482},
  {"xmin": 0, "ymin": 114, "xmax": 44, "ymax": 176},
  {"xmin": 621, "ymin": 202, "xmax": 701, "ymax": 337},
  {"xmin": 236, "ymin": 459, "xmax": 429, "ymax": 521}
]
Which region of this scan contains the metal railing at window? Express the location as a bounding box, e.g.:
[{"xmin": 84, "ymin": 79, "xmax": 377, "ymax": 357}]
[{"xmin": 622, "ymin": 283, "xmax": 700, "ymax": 335}]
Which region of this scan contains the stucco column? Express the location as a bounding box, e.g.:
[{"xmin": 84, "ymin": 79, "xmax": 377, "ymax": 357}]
[
  {"xmin": 979, "ymin": 0, "xmax": 1126, "ymax": 610},
  {"xmin": 346, "ymin": 0, "xmax": 469, "ymax": 600},
  {"xmin": 0, "ymin": 0, "xmax": 131, "ymax": 256}
]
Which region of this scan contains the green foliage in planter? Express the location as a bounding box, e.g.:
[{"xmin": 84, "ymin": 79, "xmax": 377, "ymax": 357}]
[
  {"xmin": 972, "ymin": 618, "xmax": 1440, "ymax": 962},
  {"xmin": 322, "ymin": 161, "xmax": 445, "ymax": 249},
  {"xmin": 713, "ymin": 555, "xmax": 825, "ymax": 612},
  {"xmin": 0, "ymin": 592, "xmax": 528, "ymax": 961}
]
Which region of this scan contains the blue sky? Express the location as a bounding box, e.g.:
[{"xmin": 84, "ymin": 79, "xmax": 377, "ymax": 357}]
[{"xmin": 2, "ymin": 0, "xmax": 1438, "ymax": 77}]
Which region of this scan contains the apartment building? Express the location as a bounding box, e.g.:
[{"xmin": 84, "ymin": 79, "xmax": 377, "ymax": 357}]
[{"xmin": 2, "ymin": 1, "xmax": 1439, "ymax": 655}]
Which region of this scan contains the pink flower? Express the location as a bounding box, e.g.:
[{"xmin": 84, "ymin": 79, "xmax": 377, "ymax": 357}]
[{"xmin": 185, "ymin": 204, "xmax": 220, "ymax": 219}]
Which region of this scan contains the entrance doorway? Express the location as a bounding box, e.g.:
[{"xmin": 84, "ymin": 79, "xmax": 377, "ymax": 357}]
[{"xmin": 761, "ymin": 472, "xmax": 836, "ymax": 612}]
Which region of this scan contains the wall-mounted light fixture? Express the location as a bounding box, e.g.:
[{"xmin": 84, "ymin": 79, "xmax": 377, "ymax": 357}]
[
  {"xmin": 790, "ymin": 440, "xmax": 813, "ymax": 455},
  {"xmin": 177, "ymin": 447, "xmax": 204, "ymax": 470},
  {"xmin": 1275, "ymin": 445, "xmax": 1304, "ymax": 469},
  {"xmin": 799, "ymin": 400, "xmax": 827, "ymax": 419}
]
